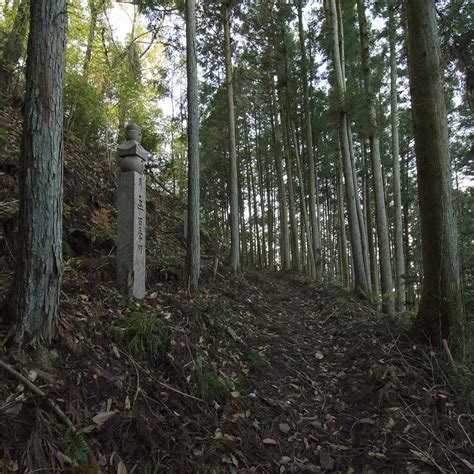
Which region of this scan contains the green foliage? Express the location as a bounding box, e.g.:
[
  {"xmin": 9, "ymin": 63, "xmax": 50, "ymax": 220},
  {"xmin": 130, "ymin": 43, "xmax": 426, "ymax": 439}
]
[
  {"xmin": 193, "ymin": 354, "xmax": 229, "ymax": 401},
  {"xmin": 149, "ymin": 249, "xmax": 182, "ymax": 270},
  {"xmin": 452, "ymin": 359, "xmax": 474, "ymax": 407},
  {"xmin": 66, "ymin": 431, "xmax": 89, "ymax": 465},
  {"xmin": 0, "ymin": 126, "xmax": 7, "ymax": 145},
  {"xmin": 244, "ymin": 349, "xmax": 270, "ymax": 373},
  {"xmin": 111, "ymin": 312, "xmax": 169, "ymax": 358},
  {"xmin": 64, "ymin": 71, "xmax": 107, "ymax": 142},
  {"xmin": 457, "ymin": 188, "xmax": 474, "ymax": 316},
  {"xmin": 137, "ymin": 456, "xmax": 164, "ymax": 473}
]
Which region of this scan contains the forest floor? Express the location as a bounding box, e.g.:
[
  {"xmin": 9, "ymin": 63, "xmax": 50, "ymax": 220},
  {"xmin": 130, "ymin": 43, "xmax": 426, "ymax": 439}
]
[
  {"xmin": 0, "ymin": 100, "xmax": 472, "ymax": 472},
  {"xmin": 0, "ymin": 266, "xmax": 472, "ymax": 473}
]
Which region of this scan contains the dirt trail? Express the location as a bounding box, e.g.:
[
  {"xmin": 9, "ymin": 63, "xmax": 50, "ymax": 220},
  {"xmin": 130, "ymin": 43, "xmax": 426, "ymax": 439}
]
[
  {"xmin": 202, "ymin": 271, "xmax": 472, "ymax": 473},
  {"xmin": 0, "ymin": 269, "xmax": 472, "ymax": 473}
]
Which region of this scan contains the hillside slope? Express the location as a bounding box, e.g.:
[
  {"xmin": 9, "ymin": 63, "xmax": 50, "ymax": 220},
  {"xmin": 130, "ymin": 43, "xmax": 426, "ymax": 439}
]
[{"xmin": 0, "ymin": 103, "xmax": 472, "ymax": 473}]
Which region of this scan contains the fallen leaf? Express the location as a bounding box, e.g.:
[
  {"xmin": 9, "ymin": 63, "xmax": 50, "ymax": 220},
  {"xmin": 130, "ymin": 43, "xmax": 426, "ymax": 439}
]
[
  {"xmin": 279, "ymin": 456, "xmax": 291, "ymax": 465},
  {"xmin": 79, "ymin": 425, "xmax": 96, "ymax": 434},
  {"xmin": 92, "ymin": 410, "xmax": 119, "ymax": 426},
  {"xmin": 231, "ymin": 391, "xmax": 240, "ymax": 399},
  {"xmin": 279, "ymin": 423, "xmax": 291, "ymax": 433},
  {"xmin": 28, "ymin": 370, "xmax": 38, "ymax": 382},
  {"xmin": 385, "ymin": 418, "xmax": 395, "ymax": 430},
  {"xmin": 368, "ymin": 452, "xmax": 387, "ymax": 460},
  {"xmin": 117, "ymin": 461, "xmax": 127, "ymax": 474},
  {"xmin": 231, "ymin": 412, "xmax": 246, "ymax": 421},
  {"xmin": 56, "ymin": 451, "xmax": 73, "ymax": 465},
  {"xmin": 252, "ymin": 420, "xmax": 261, "ymax": 430},
  {"xmin": 227, "ymin": 326, "xmax": 240, "ymax": 341},
  {"xmin": 263, "ymin": 438, "xmax": 278, "ymax": 445},
  {"xmin": 0, "ymin": 460, "xmax": 19, "ymax": 472},
  {"xmin": 125, "ymin": 395, "xmax": 131, "ymax": 410},
  {"xmin": 319, "ymin": 450, "xmax": 334, "ymax": 470},
  {"xmin": 315, "ymin": 351, "xmax": 324, "ymax": 360},
  {"xmin": 111, "ymin": 345, "xmax": 120, "ymax": 358}
]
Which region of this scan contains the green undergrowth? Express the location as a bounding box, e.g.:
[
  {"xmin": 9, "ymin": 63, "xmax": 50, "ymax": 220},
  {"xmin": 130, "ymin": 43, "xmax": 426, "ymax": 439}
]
[
  {"xmin": 451, "ymin": 356, "xmax": 474, "ymax": 408},
  {"xmin": 193, "ymin": 353, "xmax": 230, "ymax": 401},
  {"xmin": 110, "ymin": 311, "xmax": 169, "ymax": 359},
  {"xmin": 244, "ymin": 348, "xmax": 270, "ymax": 374},
  {"xmin": 66, "ymin": 431, "xmax": 89, "ymax": 466},
  {"xmin": 136, "ymin": 457, "xmax": 163, "ymax": 473}
]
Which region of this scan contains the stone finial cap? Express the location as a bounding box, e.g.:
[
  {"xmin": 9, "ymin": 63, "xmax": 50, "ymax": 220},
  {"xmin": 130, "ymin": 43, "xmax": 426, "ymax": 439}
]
[
  {"xmin": 118, "ymin": 123, "xmax": 149, "ymax": 173},
  {"xmin": 125, "ymin": 123, "xmax": 142, "ymax": 143}
]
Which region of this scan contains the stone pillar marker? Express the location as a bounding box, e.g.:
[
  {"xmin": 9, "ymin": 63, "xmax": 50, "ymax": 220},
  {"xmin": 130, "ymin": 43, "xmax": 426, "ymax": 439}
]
[{"xmin": 117, "ymin": 123, "xmax": 148, "ymax": 299}]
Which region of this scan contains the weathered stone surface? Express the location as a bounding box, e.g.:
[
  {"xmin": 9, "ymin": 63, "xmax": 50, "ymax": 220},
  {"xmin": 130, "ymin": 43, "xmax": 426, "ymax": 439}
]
[
  {"xmin": 117, "ymin": 123, "xmax": 148, "ymax": 172},
  {"xmin": 116, "ymin": 123, "xmax": 147, "ymax": 299}
]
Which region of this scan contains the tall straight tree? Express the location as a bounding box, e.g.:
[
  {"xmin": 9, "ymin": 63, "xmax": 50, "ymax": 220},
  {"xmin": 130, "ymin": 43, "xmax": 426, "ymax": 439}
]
[
  {"xmin": 388, "ymin": 2, "xmax": 405, "ymax": 311},
  {"xmin": 270, "ymin": 91, "xmax": 291, "ymax": 271},
  {"xmin": 296, "ymin": 0, "xmax": 322, "ymax": 282},
  {"xmin": 83, "ymin": 0, "xmax": 104, "ymax": 76},
  {"xmin": 406, "ymin": 0, "xmax": 465, "ymax": 354},
  {"xmin": 223, "ymin": 0, "xmax": 240, "ymax": 272},
  {"xmin": 326, "ymin": 0, "xmax": 368, "ymax": 295},
  {"xmin": 356, "ymin": 0, "xmax": 395, "ymax": 315},
  {"xmin": 185, "ymin": 0, "xmax": 200, "ymax": 291},
  {"xmin": 5, "ymin": 0, "xmax": 67, "ymax": 343}
]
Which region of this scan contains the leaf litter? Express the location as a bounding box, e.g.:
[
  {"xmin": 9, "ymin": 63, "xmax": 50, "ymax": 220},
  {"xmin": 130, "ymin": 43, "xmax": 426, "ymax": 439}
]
[{"xmin": 0, "ymin": 104, "xmax": 472, "ymax": 472}]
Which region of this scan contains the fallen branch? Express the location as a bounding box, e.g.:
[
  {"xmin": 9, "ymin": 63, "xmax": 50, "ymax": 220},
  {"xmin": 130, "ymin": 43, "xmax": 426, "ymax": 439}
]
[
  {"xmin": 0, "ymin": 359, "xmax": 97, "ymax": 465},
  {"xmin": 321, "ymin": 309, "xmax": 337, "ymax": 325},
  {"xmin": 442, "ymin": 339, "xmax": 457, "ymax": 372},
  {"xmin": 157, "ymin": 379, "xmax": 205, "ymax": 403},
  {"xmin": 119, "ymin": 348, "xmax": 204, "ymax": 403}
]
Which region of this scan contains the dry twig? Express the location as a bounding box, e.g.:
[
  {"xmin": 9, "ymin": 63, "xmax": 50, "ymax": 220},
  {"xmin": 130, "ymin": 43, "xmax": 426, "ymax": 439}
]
[{"xmin": 0, "ymin": 359, "xmax": 97, "ymax": 465}]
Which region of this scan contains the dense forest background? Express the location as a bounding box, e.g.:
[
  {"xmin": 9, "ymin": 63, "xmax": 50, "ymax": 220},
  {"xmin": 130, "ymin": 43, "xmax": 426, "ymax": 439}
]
[
  {"xmin": 0, "ymin": 0, "xmax": 473, "ymax": 471},
  {"xmin": 2, "ymin": 0, "xmax": 471, "ymax": 309}
]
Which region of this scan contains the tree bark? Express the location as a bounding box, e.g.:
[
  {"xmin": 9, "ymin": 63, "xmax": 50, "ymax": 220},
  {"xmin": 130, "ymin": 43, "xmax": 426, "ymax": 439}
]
[
  {"xmin": 6, "ymin": 0, "xmax": 67, "ymax": 344},
  {"xmin": 406, "ymin": 0, "xmax": 465, "ymax": 355},
  {"xmin": 266, "ymin": 156, "xmax": 275, "ymax": 269},
  {"xmin": 356, "ymin": 0, "xmax": 394, "ymax": 315},
  {"xmin": 291, "ymin": 119, "xmax": 316, "ymax": 279},
  {"xmin": 185, "ymin": 0, "xmax": 200, "ymax": 292},
  {"xmin": 255, "ymin": 118, "xmax": 267, "ymax": 267},
  {"xmin": 223, "ymin": 2, "xmax": 240, "ymax": 272},
  {"xmin": 296, "ymin": 0, "xmax": 322, "ymax": 282},
  {"xmin": 83, "ymin": 0, "xmax": 102, "ymax": 76},
  {"xmin": 245, "ymin": 155, "xmax": 255, "ymax": 267},
  {"xmin": 389, "ymin": 4, "xmax": 405, "ymax": 312},
  {"xmin": 271, "ymin": 94, "xmax": 290, "ymax": 271},
  {"xmin": 337, "ymin": 150, "xmax": 350, "ymax": 289},
  {"xmin": 362, "ymin": 139, "xmax": 379, "ymax": 296},
  {"xmin": 281, "ymin": 105, "xmax": 301, "ymax": 272},
  {"xmin": 327, "ymin": 0, "xmax": 368, "ymax": 295}
]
